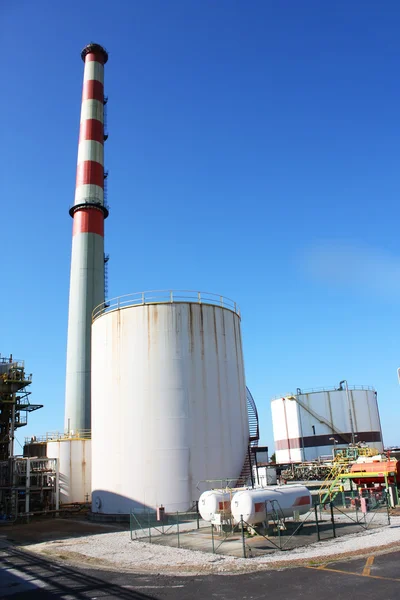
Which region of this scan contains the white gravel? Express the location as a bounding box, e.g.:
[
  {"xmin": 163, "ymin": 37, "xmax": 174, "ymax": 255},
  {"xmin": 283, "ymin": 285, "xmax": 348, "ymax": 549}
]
[{"xmin": 27, "ymin": 515, "xmax": 400, "ymax": 575}]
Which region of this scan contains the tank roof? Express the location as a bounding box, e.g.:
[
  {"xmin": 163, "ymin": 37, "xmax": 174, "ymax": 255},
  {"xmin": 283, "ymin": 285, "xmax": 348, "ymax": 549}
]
[
  {"xmin": 81, "ymin": 42, "xmax": 108, "ymax": 63},
  {"xmin": 272, "ymin": 385, "xmax": 375, "ymax": 400}
]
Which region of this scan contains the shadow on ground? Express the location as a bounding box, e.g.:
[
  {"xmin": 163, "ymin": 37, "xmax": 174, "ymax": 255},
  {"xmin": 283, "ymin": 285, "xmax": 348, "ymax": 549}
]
[
  {"xmin": 0, "ymin": 516, "xmax": 129, "ymax": 547},
  {"xmin": 0, "ymin": 544, "xmax": 156, "ymax": 599}
]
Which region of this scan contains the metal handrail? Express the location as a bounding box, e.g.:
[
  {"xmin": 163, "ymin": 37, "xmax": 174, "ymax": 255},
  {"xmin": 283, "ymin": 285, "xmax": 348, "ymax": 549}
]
[
  {"xmin": 92, "ymin": 290, "xmax": 241, "ymax": 321},
  {"xmin": 25, "ymin": 430, "xmax": 91, "ymax": 444},
  {"xmin": 272, "ymin": 384, "xmax": 375, "ymax": 399},
  {"xmin": 246, "ymin": 387, "xmax": 259, "ymax": 444},
  {"xmin": 0, "ymin": 358, "xmax": 24, "ymax": 367}
]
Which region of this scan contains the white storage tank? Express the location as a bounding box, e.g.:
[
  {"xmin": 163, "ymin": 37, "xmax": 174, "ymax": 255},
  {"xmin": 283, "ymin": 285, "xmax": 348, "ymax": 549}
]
[
  {"xmin": 231, "ymin": 485, "xmax": 312, "ymax": 525},
  {"xmin": 91, "ymin": 291, "xmax": 250, "ymax": 514},
  {"xmin": 271, "ymin": 386, "xmax": 383, "ymax": 464},
  {"xmin": 198, "ymin": 490, "xmax": 232, "ymax": 522},
  {"xmin": 46, "ymin": 439, "xmax": 91, "ymax": 504}
]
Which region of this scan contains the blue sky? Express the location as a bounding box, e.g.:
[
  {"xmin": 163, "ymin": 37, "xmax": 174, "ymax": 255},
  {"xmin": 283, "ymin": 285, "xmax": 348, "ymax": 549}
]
[{"xmin": 1, "ymin": 0, "xmax": 400, "ymax": 451}]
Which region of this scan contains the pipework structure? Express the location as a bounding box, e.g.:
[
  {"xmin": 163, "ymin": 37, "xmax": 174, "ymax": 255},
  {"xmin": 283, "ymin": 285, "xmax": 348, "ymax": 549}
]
[{"xmin": 65, "ymin": 43, "xmax": 109, "ymax": 433}]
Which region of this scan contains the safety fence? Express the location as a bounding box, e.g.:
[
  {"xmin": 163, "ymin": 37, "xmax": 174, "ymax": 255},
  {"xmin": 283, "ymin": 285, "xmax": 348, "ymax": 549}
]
[{"xmin": 129, "ymin": 496, "xmax": 391, "ymax": 558}]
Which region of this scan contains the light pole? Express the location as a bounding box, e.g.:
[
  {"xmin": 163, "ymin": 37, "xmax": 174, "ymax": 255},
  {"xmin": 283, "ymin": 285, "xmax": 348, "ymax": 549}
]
[
  {"xmin": 340, "ymin": 380, "xmax": 355, "ymax": 446},
  {"xmin": 329, "ymin": 437, "xmax": 338, "ymax": 457}
]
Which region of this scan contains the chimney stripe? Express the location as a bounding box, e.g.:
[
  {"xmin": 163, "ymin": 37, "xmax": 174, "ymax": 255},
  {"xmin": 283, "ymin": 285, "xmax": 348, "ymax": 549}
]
[
  {"xmin": 76, "ymin": 160, "xmax": 104, "ymax": 188},
  {"xmin": 79, "ymin": 119, "xmax": 104, "ymax": 144},
  {"xmin": 82, "ymin": 79, "xmax": 104, "ymax": 102},
  {"xmin": 85, "ymin": 52, "xmax": 105, "ymax": 65},
  {"xmin": 74, "ymin": 184, "xmax": 104, "ymax": 206},
  {"xmin": 72, "ymin": 207, "xmax": 104, "ymax": 236},
  {"xmin": 84, "ymin": 61, "xmax": 104, "ymax": 82},
  {"xmin": 80, "ymin": 99, "xmax": 103, "ymax": 123},
  {"xmin": 77, "ymin": 140, "xmax": 104, "ymax": 165}
]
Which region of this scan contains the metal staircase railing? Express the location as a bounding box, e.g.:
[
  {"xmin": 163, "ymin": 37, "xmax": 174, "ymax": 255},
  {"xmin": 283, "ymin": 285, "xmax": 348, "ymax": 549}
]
[
  {"xmin": 318, "ymin": 461, "xmax": 350, "ymax": 505},
  {"xmin": 237, "ymin": 388, "xmax": 260, "ymax": 486},
  {"xmin": 318, "ymin": 446, "xmax": 380, "ymax": 505},
  {"xmin": 247, "ymin": 387, "xmax": 259, "ymax": 444}
]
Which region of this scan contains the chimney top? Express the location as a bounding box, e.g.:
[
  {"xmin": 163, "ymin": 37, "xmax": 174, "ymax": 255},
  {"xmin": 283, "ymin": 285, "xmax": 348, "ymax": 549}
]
[{"xmin": 81, "ymin": 43, "xmax": 108, "ymax": 64}]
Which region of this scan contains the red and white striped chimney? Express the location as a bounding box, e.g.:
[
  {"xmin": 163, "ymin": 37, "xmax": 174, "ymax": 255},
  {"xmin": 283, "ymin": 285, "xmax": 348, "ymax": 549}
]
[{"xmin": 65, "ymin": 43, "xmax": 109, "ymax": 433}]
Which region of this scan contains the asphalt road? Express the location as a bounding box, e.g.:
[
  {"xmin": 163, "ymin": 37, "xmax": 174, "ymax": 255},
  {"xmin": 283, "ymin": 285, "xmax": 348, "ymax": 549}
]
[{"xmin": 1, "ymin": 542, "xmax": 400, "ymax": 599}]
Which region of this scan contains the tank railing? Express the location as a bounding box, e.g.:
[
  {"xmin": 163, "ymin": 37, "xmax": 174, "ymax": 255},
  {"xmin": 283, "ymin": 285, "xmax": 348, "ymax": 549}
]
[
  {"xmin": 25, "ymin": 430, "xmax": 91, "ymax": 444},
  {"xmin": 272, "ymin": 384, "xmax": 375, "ymax": 399},
  {"xmin": 92, "ymin": 290, "xmax": 241, "ymax": 321}
]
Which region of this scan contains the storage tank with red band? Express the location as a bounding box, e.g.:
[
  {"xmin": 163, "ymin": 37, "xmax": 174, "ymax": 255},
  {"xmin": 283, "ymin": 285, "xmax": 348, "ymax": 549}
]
[
  {"xmin": 198, "ymin": 490, "xmax": 232, "ymax": 522},
  {"xmin": 231, "ymin": 485, "xmax": 312, "ymax": 525}
]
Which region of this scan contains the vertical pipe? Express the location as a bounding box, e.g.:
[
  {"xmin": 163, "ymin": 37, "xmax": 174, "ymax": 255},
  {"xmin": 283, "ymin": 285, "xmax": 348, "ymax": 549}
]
[
  {"xmin": 341, "ymin": 380, "xmax": 355, "ymax": 445},
  {"xmin": 211, "ymin": 523, "xmax": 215, "ymax": 553},
  {"xmin": 9, "ymin": 402, "xmax": 15, "ymax": 458},
  {"xmin": 25, "ymin": 458, "xmax": 30, "ymax": 519},
  {"xmin": 248, "ymin": 446, "xmax": 254, "ymax": 488},
  {"xmin": 314, "ymin": 504, "xmax": 320, "ymax": 541},
  {"xmin": 55, "ymin": 459, "xmax": 60, "ymax": 513},
  {"xmin": 297, "ymin": 394, "xmax": 306, "ymax": 462},
  {"xmin": 330, "ymin": 502, "xmax": 336, "ymax": 538},
  {"xmin": 254, "ymin": 451, "xmax": 260, "ymax": 486},
  {"xmin": 386, "ymin": 478, "xmax": 391, "ymax": 525},
  {"xmin": 241, "ymin": 515, "xmax": 246, "ymax": 557}
]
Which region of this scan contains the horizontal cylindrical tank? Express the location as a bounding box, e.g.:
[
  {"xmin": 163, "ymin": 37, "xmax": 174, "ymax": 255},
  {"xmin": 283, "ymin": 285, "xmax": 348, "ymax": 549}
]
[
  {"xmin": 231, "ymin": 485, "xmax": 312, "ymax": 525},
  {"xmin": 91, "ymin": 293, "xmax": 249, "ymax": 514},
  {"xmin": 46, "ymin": 439, "xmax": 91, "ymax": 504},
  {"xmin": 271, "ymin": 387, "xmax": 383, "ymax": 463},
  {"xmin": 198, "ymin": 490, "xmax": 232, "ymax": 522},
  {"xmin": 350, "ymin": 458, "xmax": 400, "ymax": 486}
]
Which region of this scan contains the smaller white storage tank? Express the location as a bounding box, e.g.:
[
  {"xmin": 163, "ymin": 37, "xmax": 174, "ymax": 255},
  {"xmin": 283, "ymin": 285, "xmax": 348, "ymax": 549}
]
[
  {"xmin": 198, "ymin": 490, "xmax": 231, "ymax": 522},
  {"xmin": 231, "ymin": 485, "xmax": 312, "ymax": 525},
  {"xmin": 271, "ymin": 386, "xmax": 383, "ymax": 464},
  {"xmin": 46, "ymin": 439, "xmax": 91, "ymax": 504}
]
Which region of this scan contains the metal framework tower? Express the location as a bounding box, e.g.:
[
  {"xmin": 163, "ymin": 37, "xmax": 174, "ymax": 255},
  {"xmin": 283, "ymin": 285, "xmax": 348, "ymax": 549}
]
[
  {"xmin": 0, "ymin": 355, "xmax": 42, "ymax": 461},
  {"xmin": 65, "ymin": 43, "xmax": 109, "ymax": 433}
]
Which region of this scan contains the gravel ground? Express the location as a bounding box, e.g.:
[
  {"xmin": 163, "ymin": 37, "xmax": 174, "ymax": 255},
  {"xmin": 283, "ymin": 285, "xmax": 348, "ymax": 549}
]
[{"xmin": 26, "ymin": 514, "xmax": 400, "ymax": 575}]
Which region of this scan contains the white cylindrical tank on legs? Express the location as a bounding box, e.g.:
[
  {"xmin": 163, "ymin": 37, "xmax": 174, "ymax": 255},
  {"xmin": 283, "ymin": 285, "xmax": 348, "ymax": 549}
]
[
  {"xmin": 91, "ymin": 291, "xmax": 249, "ymax": 514},
  {"xmin": 198, "ymin": 490, "xmax": 232, "ymax": 522},
  {"xmin": 231, "ymin": 485, "xmax": 312, "ymax": 525}
]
